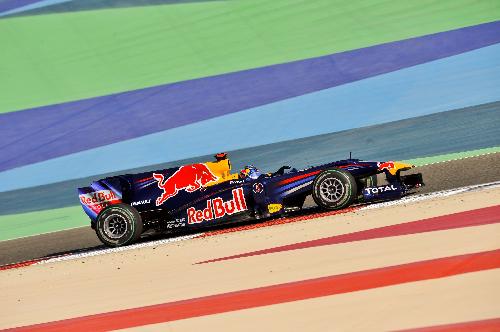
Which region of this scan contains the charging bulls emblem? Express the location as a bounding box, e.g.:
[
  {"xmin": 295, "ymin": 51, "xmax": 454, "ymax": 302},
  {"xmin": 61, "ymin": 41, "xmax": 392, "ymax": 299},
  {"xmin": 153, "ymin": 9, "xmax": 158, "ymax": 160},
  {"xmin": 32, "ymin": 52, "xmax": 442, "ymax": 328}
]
[
  {"xmin": 153, "ymin": 164, "xmax": 219, "ymax": 206},
  {"xmin": 378, "ymin": 161, "xmax": 395, "ymax": 171}
]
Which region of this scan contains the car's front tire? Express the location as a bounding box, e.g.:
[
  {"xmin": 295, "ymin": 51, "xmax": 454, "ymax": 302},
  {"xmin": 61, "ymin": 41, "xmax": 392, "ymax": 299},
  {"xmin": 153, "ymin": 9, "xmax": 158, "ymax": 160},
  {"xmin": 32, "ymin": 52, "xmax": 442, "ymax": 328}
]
[
  {"xmin": 96, "ymin": 204, "xmax": 143, "ymax": 247},
  {"xmin": 312, "ymin": 169, "xmax": 357, "ymax": 210}
]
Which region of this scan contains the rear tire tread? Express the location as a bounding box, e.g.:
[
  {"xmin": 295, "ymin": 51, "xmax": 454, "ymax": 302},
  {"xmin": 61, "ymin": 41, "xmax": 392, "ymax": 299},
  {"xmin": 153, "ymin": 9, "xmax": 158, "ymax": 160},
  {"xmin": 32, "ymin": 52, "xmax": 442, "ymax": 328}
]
[{"xmin": 96, "ymin": 203, "xmax": 143, "ymax": 247}]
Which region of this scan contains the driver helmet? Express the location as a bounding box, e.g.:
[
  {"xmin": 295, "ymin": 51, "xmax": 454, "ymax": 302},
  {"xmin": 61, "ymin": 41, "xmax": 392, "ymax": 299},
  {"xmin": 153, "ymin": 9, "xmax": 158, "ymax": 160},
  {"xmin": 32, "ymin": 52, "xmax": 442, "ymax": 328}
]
[{"xmin": 240, "ymin": 165, "xmax": 262, "ymax": 180}]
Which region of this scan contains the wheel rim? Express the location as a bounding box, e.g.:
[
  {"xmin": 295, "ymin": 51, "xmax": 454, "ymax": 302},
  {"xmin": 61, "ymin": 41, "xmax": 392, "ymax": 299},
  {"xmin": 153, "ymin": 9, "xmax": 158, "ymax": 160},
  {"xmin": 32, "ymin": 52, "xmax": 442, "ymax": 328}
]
[
  {"xmin": 103, "ymin": 214, "xmax": 128, "ymax": 239},
  {"xmin": 319, "ymin": 178, "xmax": 345, "ymax": 203}
]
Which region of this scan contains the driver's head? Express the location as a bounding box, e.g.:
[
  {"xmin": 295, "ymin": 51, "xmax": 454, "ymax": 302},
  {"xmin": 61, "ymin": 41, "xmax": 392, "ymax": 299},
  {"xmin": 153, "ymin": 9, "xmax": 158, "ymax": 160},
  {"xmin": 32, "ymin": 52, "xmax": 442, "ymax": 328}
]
[{"xmin": 240, "ymin": 165, "xmax": 262, "ymax": 180}]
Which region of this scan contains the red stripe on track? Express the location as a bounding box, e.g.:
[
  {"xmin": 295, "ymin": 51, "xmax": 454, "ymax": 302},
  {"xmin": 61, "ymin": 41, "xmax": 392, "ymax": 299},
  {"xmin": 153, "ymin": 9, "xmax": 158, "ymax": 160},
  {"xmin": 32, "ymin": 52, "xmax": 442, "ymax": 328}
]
[
  {"xmin": 399, "ymin": 317, "xmax": 500, "ymax": 331},
  {"xmin": 198, "ymin": 205, "xmax": 500, "ymax": 264},
  {"xmin": 199, "ymin": 207, "xmax": 358, "ymax": 238},
  {"xmin": 0, "ymin": 259, "xmax": 41, "ymax": 271},
  {"xmin": 0, "ymin": 208, "xmax": 358, "ymax": 271},
  {"xmin": 7, "ymin": 249, "xmax": 500, "ymax": 331}
]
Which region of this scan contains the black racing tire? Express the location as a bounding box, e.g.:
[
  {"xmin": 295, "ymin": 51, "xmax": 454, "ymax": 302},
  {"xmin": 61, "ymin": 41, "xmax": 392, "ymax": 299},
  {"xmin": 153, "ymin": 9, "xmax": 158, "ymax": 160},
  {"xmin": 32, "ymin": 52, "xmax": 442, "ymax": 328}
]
[
  {"xmin": 312, "ymin": 169, "xmax": 357, "ymax": 210},
  {"xmin": 95, "ymin": 203, "xmax": 143, "ymax": 247}
]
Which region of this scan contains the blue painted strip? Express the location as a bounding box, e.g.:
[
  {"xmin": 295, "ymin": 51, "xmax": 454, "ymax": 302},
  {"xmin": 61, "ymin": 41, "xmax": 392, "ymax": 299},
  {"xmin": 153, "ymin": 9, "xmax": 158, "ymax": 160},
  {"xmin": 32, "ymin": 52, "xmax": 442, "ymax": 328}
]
[
  {"xmin": 1, "ymin": 21, "xmax": 500, "ymax": 172},
  {"xmin": 1, "ymin": 43, "xmax": 499, "ymax": 192},
  {"xmin": 0, "ymin": 0, "xmax": 70, "ymax": 16},
  {"xmin": 2, "ymin": 102, "xmax": 498, "ymax": 215},
  {"xmin": 0, "ymin": 0, "xmax": 41, "ymax": 13}
]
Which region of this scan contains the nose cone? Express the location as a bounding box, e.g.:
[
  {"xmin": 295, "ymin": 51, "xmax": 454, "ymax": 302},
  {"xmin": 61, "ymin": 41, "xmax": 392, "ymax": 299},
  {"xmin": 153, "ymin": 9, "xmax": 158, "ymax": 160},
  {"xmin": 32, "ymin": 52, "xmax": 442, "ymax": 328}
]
[
  {"xmin": 389, "ymin": 161, "xmax": 415, "ymax": 175},
  {"xmin": 378, "ymin": 161, "xmax": 415, "ymax": 175}
]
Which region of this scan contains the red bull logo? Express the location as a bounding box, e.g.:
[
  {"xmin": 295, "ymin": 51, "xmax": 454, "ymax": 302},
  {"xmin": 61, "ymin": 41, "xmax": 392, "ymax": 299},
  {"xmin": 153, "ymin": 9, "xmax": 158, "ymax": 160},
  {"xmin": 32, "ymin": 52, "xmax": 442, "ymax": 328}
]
[
  {"xmin": 187, "ymin": 188, "xmax": 247, "ymax": 224},
  {"xmin": 378, "ymin": 161, "xmax": 395, "ymax": 171},
  {"xmin": 153, "ymin": 163, "xmax": 219, "ymax": 206},
  {"xmin": 79, "ymin": 190, "xmax": 121, "ymax": 214},
  {"xmin": 79, "ymin": 190, "xmax": 118, "ymax": 206}
]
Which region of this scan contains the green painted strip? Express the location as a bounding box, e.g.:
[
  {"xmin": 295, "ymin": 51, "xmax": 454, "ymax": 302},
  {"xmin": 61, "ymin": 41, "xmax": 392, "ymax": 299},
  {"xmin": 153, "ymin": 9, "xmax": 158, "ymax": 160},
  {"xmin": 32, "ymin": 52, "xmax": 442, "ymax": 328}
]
[
  {"xmin": 1, "ymin": 0, "xmax": 500, "ymax": 113},
  {"xmin": 0, "ymin": 146, "xmax": 498, "ymax": 241},
  {"xmin": 403, "ymin": 146, "xmax": 500, "ymax": 166},
  {"xmin": 0, "ymin": 206, "xmax": 87, "ymax": 241}
]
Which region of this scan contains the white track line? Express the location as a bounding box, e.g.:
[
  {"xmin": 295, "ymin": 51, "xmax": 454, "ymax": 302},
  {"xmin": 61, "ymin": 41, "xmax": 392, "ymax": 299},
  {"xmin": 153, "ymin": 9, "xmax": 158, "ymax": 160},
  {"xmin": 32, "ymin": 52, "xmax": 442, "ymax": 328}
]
[
  {"xmin": 36, "ymin": 234, "xmax": 203, "ymax": 265},
  {"xmin": 32, "ymin": 180, "xmax": 500, "ymax": 266}
]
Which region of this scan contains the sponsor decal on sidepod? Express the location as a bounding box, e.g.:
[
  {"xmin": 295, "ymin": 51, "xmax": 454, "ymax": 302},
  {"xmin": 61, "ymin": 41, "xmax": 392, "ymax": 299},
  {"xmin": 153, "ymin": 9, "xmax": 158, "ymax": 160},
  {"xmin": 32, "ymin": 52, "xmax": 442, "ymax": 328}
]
[
  {"xmin": 153, "ymin": 163, "xmax": 219, "ymax": 206},
  {"xmin": 165, "ymin": 218, "xmax": 186, "ymax": 229},
  {"xmin": 268, "ymin": 204, "xmax": 282, "ymax": 214},
  {"xmin": 187, "ymin": 188, "xmax": 247, "ymax": 224},
  {"xmin": 253, "ymin": 182, "xmax": 264, "ymax": 194},
  {"xmin": 131, "ymin": 199, "xmax": 151, "ymax": 206}
]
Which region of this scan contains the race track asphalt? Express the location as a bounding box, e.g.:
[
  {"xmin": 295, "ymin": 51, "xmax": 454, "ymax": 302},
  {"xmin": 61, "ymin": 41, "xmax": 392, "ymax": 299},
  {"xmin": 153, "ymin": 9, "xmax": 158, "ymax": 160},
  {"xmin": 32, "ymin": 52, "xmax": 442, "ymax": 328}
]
[{"xmin": 0, "ymin": 153, "xmax": 498, "ymax": 266}]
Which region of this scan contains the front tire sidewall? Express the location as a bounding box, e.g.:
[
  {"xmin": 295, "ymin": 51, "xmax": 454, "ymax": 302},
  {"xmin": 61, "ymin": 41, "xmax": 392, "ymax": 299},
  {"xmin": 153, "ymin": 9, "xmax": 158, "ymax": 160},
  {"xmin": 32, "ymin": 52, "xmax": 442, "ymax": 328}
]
[
  {"xmin": 96, "ymin": 204, "xmax": 143, "ymax": 247},
  {"xmin": 312, "ymin": 169, "xmax": 357, "ymax": 210}
]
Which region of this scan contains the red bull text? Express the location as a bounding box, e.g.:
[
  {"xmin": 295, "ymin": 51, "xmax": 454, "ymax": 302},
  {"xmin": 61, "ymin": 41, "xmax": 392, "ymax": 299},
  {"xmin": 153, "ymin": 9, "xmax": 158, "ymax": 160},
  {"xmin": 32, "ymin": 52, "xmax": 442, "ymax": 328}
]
[
  {"xmin": 79, "ymin": 190, "xmax": 121, "ymax": 214},
  {"xmin": 153, "ymin": 163, "xmax": 219, "ymax": 206},
  {"xmin": 187, "ymin": 188, "xmax": 247, "ymax": 224}
]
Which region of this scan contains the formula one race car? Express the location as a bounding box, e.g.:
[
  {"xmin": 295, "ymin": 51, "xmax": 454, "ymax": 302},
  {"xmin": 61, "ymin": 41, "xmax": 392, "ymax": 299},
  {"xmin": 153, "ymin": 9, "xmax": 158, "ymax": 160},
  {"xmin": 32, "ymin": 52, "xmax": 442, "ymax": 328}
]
[{"xmin": 78, "ymin": 153, "xmax": 424, "ymax": 247}]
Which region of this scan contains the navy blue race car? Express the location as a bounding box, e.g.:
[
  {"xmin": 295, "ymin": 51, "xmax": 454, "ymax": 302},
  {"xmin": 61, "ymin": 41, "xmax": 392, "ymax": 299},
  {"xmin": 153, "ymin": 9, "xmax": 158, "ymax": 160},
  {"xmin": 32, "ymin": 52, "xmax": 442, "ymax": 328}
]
[{"xmin": 78, "ymin": 153, "xmax": 423, "ymax": 247}]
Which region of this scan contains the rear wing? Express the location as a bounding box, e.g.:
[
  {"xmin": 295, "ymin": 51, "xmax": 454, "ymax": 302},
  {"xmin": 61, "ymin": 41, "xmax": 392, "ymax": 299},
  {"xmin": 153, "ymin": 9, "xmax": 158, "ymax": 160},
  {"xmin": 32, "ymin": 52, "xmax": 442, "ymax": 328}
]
[{"xmin": 77, "ymin": 176, "xmax": 129, "ymax": 221}]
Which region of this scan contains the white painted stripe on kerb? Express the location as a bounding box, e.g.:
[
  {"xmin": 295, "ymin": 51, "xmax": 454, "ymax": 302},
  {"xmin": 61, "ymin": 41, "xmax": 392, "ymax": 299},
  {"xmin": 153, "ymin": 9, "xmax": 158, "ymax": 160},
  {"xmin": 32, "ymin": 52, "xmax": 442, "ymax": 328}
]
[{"xmin": 35, "ymin": 234, "xmax": 202, "ymax": 265}]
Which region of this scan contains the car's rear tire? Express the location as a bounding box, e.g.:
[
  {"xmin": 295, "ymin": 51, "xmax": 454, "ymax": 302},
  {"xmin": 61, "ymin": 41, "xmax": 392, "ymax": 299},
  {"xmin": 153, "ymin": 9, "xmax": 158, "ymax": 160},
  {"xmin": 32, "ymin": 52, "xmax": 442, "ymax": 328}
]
[
  {"xmin": 312, "ymin": 169, "xmax": 357, "ymax": 210},
  {"xmin": 96, "ymin": 204, "xmax": 143, "ymax": 247}
]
